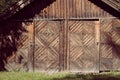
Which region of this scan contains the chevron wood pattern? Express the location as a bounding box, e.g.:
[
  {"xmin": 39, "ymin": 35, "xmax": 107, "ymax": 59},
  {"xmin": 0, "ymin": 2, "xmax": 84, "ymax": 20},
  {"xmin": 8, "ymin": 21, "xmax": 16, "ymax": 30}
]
[
  {"xmin": 5, "ymin": 19, "xmax": 120, "ymax": 72},
  {"xmin": 112, "ymin": 19, "xmax": 120, "ymax": 70},
  {"xmin": 100, "ymin": 19, "xmax": 113, "ymax": 70},
  {"xmin": 34, "ymin": 21, "xmax": 60, "ymax": 73},
  {"xmin": 5, "ymin": 22, "xmax": 30, "ymax": 71},
  {"xmin": 69, "ymin": 21, "xmax": 99, "ymax": 72}
]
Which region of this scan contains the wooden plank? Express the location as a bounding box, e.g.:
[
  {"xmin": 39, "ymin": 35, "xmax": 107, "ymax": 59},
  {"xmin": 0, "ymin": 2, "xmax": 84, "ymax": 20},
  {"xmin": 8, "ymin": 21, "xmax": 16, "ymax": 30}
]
[
  {"xmin": 27, "ymin": 22, "xmax": 34, "ymax": 72},
  {"xmin": 95, "ymin": 21, "xmax": 100, "ymax": 72},
  {"xmin": 52, "ymin": 1, "xmax": 55, "ymax": 18},
  {"xmin": 63, "ymin": 20, "xmax": 66, "ymax": 70},
  {"xmin": 66, "ymin": 0, "xmax": 70, "ymax": 19},
  {"xmin": 63, "ymin": 20, "xmax": 69, "ymax": 71},
  {"xmin": 66, "ymin": 20, "xmax": 70, "ymax": 71},
  {"xmin": 59, "ymin": 21, "xmax": 64, "ymax": 71}
]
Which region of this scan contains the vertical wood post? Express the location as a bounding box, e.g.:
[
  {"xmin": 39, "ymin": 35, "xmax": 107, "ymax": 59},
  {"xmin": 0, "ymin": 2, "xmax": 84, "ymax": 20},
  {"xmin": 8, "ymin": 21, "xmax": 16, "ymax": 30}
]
[
  {"xmin": 59, "ymin": 21, "xmax": 64, "ymax": 71},
  {"xmin": 64, "ymin": 20, "xmax": 70, "ymax": 71},
  {"xmin": 95, "ymin": 21, "xmax": 100, "ymax": 72},
  {"xmin": 63, "ymin": 0, "xmax": 70, "ymax": 71},
  {"xmin": 64, "ymin": 20, "xmax": 68, "ymax": 71},
  {"xmin": 66, "ymin": 20, "xmax": 70, "ymax": 71},
  {"xmin": 28, "ymin": 22, "xmax": 34, "ymax": 72}
]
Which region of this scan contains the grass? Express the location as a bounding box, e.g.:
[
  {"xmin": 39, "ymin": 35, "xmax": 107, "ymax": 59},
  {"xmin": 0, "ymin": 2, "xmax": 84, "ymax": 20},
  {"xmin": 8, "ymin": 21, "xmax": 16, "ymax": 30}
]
[
  {"xmin": 0, "ymin": 72, "xmax": 69, "ymax": 80},
  {"xmin": 0, "ymin": 72, "xmax": 120, "ymax": 80}
]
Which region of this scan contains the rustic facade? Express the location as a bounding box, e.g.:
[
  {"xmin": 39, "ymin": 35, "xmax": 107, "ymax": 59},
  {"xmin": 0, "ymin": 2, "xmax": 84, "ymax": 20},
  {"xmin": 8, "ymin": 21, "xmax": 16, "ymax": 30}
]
[{"xmin": 0, "ymin": 0, "xmax": 120, "ymax": 73}]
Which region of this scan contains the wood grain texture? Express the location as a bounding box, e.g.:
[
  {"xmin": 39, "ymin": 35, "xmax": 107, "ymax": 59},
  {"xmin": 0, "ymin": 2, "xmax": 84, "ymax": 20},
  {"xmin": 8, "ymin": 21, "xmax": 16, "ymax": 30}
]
[
  {"xmin": 36, "ymin": 0, "xmax": 112, "ymax": 19},
  {"xmin": 112, "ymin": 19, "xmax": 120, "ymax": 70},
  {"xmin": 100, "ymin": 19, "xmax": 113, "ymax": 71},
  {"xmin": 5, "ymin": 22, "xmax": 31, "ymax": 71},
  {"xmin": 69, "ymin": 21, "xmax": 99, "ymax": 72},
  {"xmin": 34, "ymin": 21, "xmax": 61, "ymax": 73},
  {"xmin": 5, "ymin": 19, "xmax": 120, "ymax": 72}
]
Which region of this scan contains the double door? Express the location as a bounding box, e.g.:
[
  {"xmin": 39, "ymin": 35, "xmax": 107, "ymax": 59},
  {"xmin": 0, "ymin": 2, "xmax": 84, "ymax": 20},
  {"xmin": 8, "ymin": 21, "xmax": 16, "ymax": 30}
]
[{"xmin": 34, "ymin": 20, "xmax": 99, "ymax": 73}]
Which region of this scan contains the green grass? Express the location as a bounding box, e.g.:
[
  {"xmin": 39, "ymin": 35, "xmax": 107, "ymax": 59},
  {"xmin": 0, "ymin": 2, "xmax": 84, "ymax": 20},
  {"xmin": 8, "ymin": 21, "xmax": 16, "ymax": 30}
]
[
  {"xmin": 0, "ymin": 72, "xmax": 69, "ymax": 80},
  {"xmin": 0, "ymin": 72, "xmax": 120, "ymax": 80}
]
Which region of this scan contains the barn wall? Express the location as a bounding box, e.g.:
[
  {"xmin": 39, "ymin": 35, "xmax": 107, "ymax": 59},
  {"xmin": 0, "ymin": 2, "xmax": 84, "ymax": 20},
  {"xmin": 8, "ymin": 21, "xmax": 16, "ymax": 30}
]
[
  {"xmin": 112, "ymin": 19, "xmax": 120, "ymax": 70},
  {"xmin": 100, "ymin": 18, "xmax": 120, "ymax": 71},
  {"xmin": 4, "ymin": 22, "xmax": 33, "ymax": 71},
  {"xmin": 4, "ymin": 19, "xmax": 120, "ymax": 72},
  {"xmin": 35, "ymin": 0, "xmax": 112, "ymax": 19},
  {"xmin": 2, "ymin": 0, "xmax": 120, "ymax": 72}
]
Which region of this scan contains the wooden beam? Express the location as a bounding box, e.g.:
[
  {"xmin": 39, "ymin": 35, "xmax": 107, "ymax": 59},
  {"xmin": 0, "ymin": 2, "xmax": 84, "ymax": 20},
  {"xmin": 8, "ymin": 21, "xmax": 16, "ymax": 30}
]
[
  {"xmin": 28, "ymin": 22, "xmax": 34, "ymax": 72},
  {"xmin": 95, "ymin": 20, "xmax": 100, "ymax": 72}
]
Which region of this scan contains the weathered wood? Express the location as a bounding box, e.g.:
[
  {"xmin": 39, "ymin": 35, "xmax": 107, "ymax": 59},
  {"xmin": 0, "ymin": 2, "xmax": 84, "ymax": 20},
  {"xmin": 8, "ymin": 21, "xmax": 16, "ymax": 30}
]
[
  {"xmin": 99, "ymin": 18, "xmax": 120, "ymax": 71},
  {"xmin": 95, "ymin": 21, "xmax": 100, "ymax": 72},
  {"xmin": 63, "ymin": 20, "xmax": 68, "ymax": 71},
  {"xmin": 5, "ymin": 22, "xmax": 30, "ymax": 71},
  {"xmin": 34, "ymin": 21, "xmax": 61, "ymax": 73},
  {"xmin": 4, "ymin": 0, "xmax": 120, "ymax": 73},
  {"xmin": 66, "ymin": 21, "xmax": 70, "ymax": 71},
  {"xmin": 35, "ymin": 0, "xmax": 112, "ymax": 19},
  {"xmin": 28, "ymin": 22, "xmax": 34, "ymax": 72},
  {"xmin": 112, "ymin": 19, "xmax": 120, "ymax": 70},
  {"xmin": 59, "ymin": 21, "xmax": 64, "ymax": 71},
  {"xmin": 100, "ymin": 19, "xmax": 113, "ymax": 71},
  {"xmin": 68, "ymin": 21, "xmax": 99, "ymax": 72}
]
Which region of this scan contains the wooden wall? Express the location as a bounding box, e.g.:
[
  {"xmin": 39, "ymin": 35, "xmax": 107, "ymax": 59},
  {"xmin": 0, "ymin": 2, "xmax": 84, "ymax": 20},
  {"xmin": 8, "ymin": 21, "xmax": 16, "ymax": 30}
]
[
  {"xmin": 4, "ymin": 19, "xmax": 120, "ymax": 72},
  {"xmin": 100, "ymin": 18, "xmax": 120, "ymax": 71},
  {"xmin": 35, "ymin": 0, "xmax": 112, "ymax": 19},
  {"xmin": 5, "ymin": 22, "xmax": 32, "ymax": 71}
]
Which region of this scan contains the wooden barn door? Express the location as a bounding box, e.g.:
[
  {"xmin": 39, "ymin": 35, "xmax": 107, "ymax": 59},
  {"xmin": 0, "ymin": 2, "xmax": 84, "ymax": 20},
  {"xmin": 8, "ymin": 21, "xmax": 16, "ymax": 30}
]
[
  {"xmin": 68, "ymin": 21, "xmax": 99, "ymax": 72},
  {"xmin": 34, "ymin": 21, "xmax": 63, "ymax": 73},
  {"xmin": 33, "ymin": 20, "xmax": 100, "ymax": 73}
]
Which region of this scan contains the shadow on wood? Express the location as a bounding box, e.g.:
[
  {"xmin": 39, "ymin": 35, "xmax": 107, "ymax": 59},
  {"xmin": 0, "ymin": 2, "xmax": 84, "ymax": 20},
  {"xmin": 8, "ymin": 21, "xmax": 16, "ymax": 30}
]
[
  {"xmin": 104, "ymin": 29, "xmax": 120, "ymax": 58},
  {"xmin": 89, "ymin": 0, "xmax": 120, "ymax": 18},
  {"xmin": 0, "ymin": 0, "xmax": 56, "ymax": 71},
  {"xmin": 12, "ymin": 0, "xmax": 56, "ymax": 20},
  {"xmin": 0, "ymin": 20, "xmax": 27, "ymax": 71}
]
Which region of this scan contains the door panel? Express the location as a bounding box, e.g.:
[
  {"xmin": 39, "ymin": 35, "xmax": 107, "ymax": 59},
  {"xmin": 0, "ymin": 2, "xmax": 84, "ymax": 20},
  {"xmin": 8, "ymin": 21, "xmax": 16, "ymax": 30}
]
[
  {"xmin": 34, "ymin": 21, "xmax": 62, "ymax": 73},
  {"xmin": 68, "ymin": 21, "xmax": 99, "ymax": 72},
  {"xmin": 112, "ymin": 19, "xmax": 120, "ymax": 70},
  {"xmin": 100, "ymin": 19, "xmax": 113, "ymax": 71}
]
